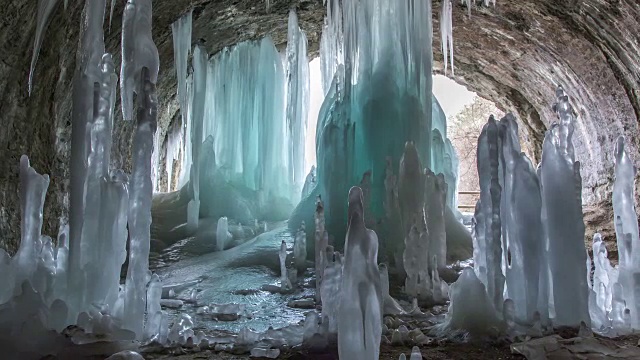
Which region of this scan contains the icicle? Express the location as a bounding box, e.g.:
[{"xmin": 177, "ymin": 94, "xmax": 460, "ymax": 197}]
[
  {"xmin": 440, "ymin": 0, "xmax": 454, "ymax": 75},
  {"xmin": 171, "ymin": 10, "xmax": 193, "ymax": 133},
  {"xmin": 109, "ymin": 0, "xmax": 117, "ymax": 31},
  {"xmin": 314, "ymin": 196, "xmax": 327, "ymax": 303},
  {"xmin": 29, "ymin": 0, "xmax": 59, "ymax": 95}
]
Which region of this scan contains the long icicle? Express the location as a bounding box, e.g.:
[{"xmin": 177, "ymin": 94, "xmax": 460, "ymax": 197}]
[{"xmin": 29, "ymin": 0, "xmax": 59, "ymax": 95}]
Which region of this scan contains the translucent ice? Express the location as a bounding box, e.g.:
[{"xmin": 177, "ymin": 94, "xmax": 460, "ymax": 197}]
[
  {"xmin": 171, "ymin": 10, "xmax": 193, "ymax": 130},
  {"xmin": 120, "ymin": 0, "xmax": 159, "ymax": 120},
  {"xmin": 612, "ymin": 136, "xmax": 640, "ymax": 328},
  {"xmin": 285, "ymin": 10, "xmax": 310, "ymax": 194},
  {"xmin": 540, "ymin": 86, "xmax": 590, "ymax": 327},
  {"xmin": 216, "ymin": 217, "xmax": 230, "ymax": 251},
  {"xmin": 293, "ymin": 222, "xmax": 307, "ymax": 272},
  {"xmin": 337, "ymin": 187, "xmax": 382, "ymax": 360},
  {"xmin": 440, "ymin": 0, "xmax": 454, "ymax": 75}
]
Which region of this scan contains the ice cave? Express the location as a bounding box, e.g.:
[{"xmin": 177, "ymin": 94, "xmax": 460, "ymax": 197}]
[{"xmin": 1, "ymin": 0, "xmax": 640, "ymax": 359}]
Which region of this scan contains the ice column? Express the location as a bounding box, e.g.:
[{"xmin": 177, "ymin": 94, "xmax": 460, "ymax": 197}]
[
  {"xmin": 612, "ymin": 136, "xmax": 640, "ymax": 328},
  {"xmin": 338, "ymin": 187, "xmax": 382, "ymax": 360},
  {"xmin": 123, "ymin": 67, "xmax": 158, "ymax": 338},
  {"xmin": 120, "ymin": 0, "xmax": 160, "ymax": 121},
  {"xmin": 475, "ymin": 116, "xmax": 504, "ymax": 313},
  {"xmin": 29, "ymin": 0, "xmax": 59, "ymax": 95},
  {"xmin": 540, "ymin": 85, "xmax": 590, "ymax": 327},
  {"xmin": 186, "ymin": 45, "xmax": 208, "ymax": 231},
  {"xmin": 285, "ymin": 10, "xmax": 310, "ymax": 196},
  {"xmin": 68, "ymin": 0, "xmax": 107, "ymax": 307}
]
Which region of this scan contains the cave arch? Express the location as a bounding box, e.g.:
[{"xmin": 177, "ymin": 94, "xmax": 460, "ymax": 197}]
[{"xmin": 0, "ymin": 0, "xmax": 638, "ymax": 251}]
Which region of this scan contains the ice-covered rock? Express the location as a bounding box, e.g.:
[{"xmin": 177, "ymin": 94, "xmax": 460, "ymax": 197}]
[{"xmin": 105, "ymin": 350, "xmax": 145, "ymax": 360}]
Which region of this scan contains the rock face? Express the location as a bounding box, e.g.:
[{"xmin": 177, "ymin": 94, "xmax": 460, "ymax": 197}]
[{"xmin": 0, "ymin": 0, "xmax": 638, "ymax": 252}]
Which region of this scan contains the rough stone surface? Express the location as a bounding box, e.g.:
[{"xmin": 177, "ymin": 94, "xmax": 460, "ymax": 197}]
[{"xmin": 0, "ymin": 0, "xmax": 639, "ymax": 252}]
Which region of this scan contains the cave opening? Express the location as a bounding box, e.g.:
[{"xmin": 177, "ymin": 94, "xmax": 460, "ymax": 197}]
[{"xmin": 0, "ymin": 0, "xmax": 639, "ymax": 359}]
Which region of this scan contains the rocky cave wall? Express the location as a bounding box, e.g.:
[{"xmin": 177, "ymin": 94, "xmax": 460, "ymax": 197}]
[{"xmin": 0, "ymin": 0, "xmax": 638, "ymax": 253}]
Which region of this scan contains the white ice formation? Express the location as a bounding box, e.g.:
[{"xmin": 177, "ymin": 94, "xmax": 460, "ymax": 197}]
[
  {"xmin": 443, "ymin": 86, "xmax": 595, "ymax": 336},
  {"xmin": 285, "ymin": 10, "xmax": 311, "ymax": 195},
  {"xmin": 337, "ymin": 187, "xmax": 382, "ymax": 360},
  {"xmin": 587, "ymin": 135, "xmax": 640, "ymax": 333},
  {"xmin": 216, "ymin": 217, "xmax": 230, "ymax": 251},
  {"xmin": 399, "ymin": 143, "xmax": 449, "ymax": 305},
  {"xmin": 293, "ymin": 222, "xmax": 307, "ymax": 272},
  {"xmin": 120, "ymin": 0, "xmax": 160, "ymax": 121},
  {"xmin": 440, "ymin": 0, "xmax": 454, "ymax": 75},
  {"xmin": 1, "ymin": 1, "xmax": 165, "ymax": 357}
]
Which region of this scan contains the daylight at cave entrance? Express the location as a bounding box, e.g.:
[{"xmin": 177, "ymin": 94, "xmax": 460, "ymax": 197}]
[{"xmin": 0, "ymin": 0, "xmax": 640, "ymax": 359}]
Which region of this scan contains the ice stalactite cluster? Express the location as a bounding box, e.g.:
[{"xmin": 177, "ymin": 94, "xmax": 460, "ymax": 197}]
[
  {"xmin": 442, "ymin": 86, "xmax": 594, "ymax": 336},
  {"xmin": 587, "ymin": 136, "xmax": 640, "ymax": 333},
  {"xmin": 0, "ymin": 0, "xmax": 164, "ymax": 357},
  {"xmin": 29, "ymin": 0, "xmax": 59, "ymax": 95},
  {"xmin": 294, "ymin": 0, "xmax": 470, "ymax": 269},
  {"xmin": 440, "ymin": 0, "xmax": 454, "ymax": 75},
  {"xmin": 338, "ymin": 187, "xmax": 383, "ymax": 360},
  {"xmin": 173, "ymin": 12, "xmax": 310, "ymax": 226}
]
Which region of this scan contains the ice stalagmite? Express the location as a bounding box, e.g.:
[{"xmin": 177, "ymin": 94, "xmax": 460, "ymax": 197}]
[
  {"xmin": 14, "ymin": 156, "xmax": 50, "ymax": 290},
  {"xmin": 120, "ymin": 0, "xmax": 160, "ymax": 121},
  {"xmin": 124, "ymin": 67, "xmax": 158, "ymax": 338},
  {"xmin": 285, "ymin": 10, "xmax": 310, "ymax": 195},
  {"xmin": 29, "ymin": 0, "xmax": 59, "ymax": 95},
  {"xmin": 498, "ymin": 115, "xmax": 546, "ymax": 323},
  {"xmin": 612, "ymin": 136, "xmax": 640, "ymax": 328},
  {"xmin": 321, "ymin": 250, "xmax": 342, "ymax": 333},
  {"xmin": 475, "ymin": 116, "xmax": 504, "ymax": 314},
  {"xmin": 294, "ymin": 222, "xmax": 307, "ymax": 272},
  {"xmin": 216, "ymin": 217, "xmax": 230, "ymax": 251},
  {"xmin": 540, "ymin": 86, "xmax": 590, "ymax": 327},
  {"xmin": 338, "ymin": 187, "xmax": 382, "ymax": 360},
  {"xmin": 315, "ymin": 196, "xmax": 328, "ymax": 303}
]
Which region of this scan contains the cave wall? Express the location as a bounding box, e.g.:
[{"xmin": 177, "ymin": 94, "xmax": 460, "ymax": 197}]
[{"xmin": 0, "ymin": 0, "xmax": 638, "ymax": 253}]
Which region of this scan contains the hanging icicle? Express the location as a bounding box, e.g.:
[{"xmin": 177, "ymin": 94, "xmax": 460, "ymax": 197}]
[
  {"xmin": 440, "ymin": 0, "xmax": 454, "ymax": 75},
  {"xmin": 29, "ymin": 0, "xmax": 59, "ymax": 95}
]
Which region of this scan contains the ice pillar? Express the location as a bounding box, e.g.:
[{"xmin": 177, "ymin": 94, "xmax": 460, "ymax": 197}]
[
  {"xmin": 123, "ymin": 67, "xmax": 158, "ymax": 338},
  {"xmin": 613, "ymin": 136, "xmax": 640, "ymax": 328},
  {"xmin": 539, "ymin": 86, "xmax": 590, "ymax": 327},
  {"xmin": 338, "ymin": 187, "xmax": 382, "ymax": 360}
]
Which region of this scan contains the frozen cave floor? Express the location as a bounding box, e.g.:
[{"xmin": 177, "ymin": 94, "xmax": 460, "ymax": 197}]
[{"xmin": 140, "ymin": 225, "xmax": 640, "ymax": 360}]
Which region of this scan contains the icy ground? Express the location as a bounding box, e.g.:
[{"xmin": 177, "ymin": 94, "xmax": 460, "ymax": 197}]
[{"xmin": 153, "ymin": 225, "xmax": 311, "ymax": 334}]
